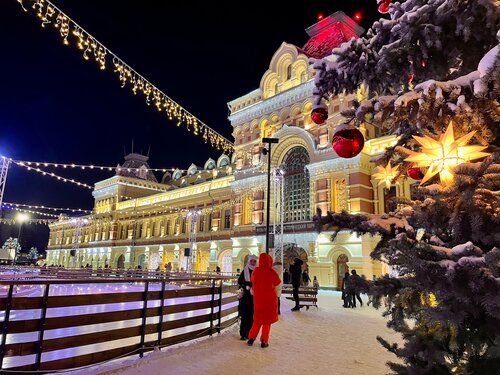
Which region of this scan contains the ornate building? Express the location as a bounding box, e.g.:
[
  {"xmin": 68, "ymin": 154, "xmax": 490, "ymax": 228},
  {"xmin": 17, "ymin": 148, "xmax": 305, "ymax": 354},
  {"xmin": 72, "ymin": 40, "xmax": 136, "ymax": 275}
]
[{"xmin": 47, "ymin": 12, "xmax": 417, "ymax": 288}]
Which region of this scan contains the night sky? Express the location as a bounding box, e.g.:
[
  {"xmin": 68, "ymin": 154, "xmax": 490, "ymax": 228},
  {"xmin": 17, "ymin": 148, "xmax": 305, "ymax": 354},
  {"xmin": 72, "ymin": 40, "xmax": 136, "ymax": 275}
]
[{"xmin": 0, "ymin": 0, "xmax": 381, "ymax": 252}]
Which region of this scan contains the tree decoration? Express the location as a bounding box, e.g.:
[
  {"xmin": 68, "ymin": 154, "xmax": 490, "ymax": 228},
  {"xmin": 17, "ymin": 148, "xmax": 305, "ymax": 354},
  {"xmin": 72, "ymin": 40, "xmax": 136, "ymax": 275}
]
[
  {"xmin": 311, "ymin": 103, "xmax": 328, "ymax": 125},
  {"xmin": 331, "ymin": 124, "xmax": 364, "ymax": 158},
  {"xmin": 404, "ymin": 122, "xmax": 490, "ymax": 185},
  {"xmin": 406, "ymin": 167, "xmax": 424, "ymax": 180},
  {"xmin": 373, "ymin": 162, "xmax": 399, "ymax": 189},
  {"xmin": 377, "ymin": 0, "xmax": 392, "ymax": 14},
  {"xmin": 17, "ymin": 0, "xmax": 234, "ymax": 153}
]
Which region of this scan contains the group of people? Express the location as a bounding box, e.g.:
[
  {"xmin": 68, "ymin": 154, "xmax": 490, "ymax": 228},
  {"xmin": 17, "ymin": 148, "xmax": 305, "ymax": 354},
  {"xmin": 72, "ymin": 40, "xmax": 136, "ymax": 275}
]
[
  {"xmin": 238, "ymin": 253, "xmax": 281, "ymax": 348},
  {"xmin": 282, "ymin": 266, "xmax": 317, "ymax": 287},
  {"xmin": 341, "ymin": 269, "xmax": 369, "ymax": 308}
]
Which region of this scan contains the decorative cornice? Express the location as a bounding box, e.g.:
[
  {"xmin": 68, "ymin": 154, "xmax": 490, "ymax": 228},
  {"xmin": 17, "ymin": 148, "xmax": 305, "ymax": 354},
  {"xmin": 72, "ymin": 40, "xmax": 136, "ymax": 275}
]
[{"xmin": 228, "ymin": 81, "xmax": 315, "ymax": 126}]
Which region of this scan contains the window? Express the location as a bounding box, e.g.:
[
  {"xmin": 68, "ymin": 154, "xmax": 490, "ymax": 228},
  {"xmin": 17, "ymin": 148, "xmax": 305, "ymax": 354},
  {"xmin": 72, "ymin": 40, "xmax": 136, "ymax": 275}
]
[
  {"xmin": 274, "ymin": 82, "xmax": 279, "ymax": 95},
  {"xmin": 224, "ymin": 209, "xmax": 231, "ymax": 229},
  {"xmin": 282, "ymin": 147, "xmax": 310, "ymax": 222},
  {"xmin": 208, "ymin": 213, "xmax": 213, "ymax": 231},
  {"xmin": 182, "ymin": 217, "xmax": 187, "ymax": 234},
  {"xmin": 199, "ymin": 215, "xmax": 205, "ymax": 232},
  {"xmin": 286, "ymin": 64, "xmax": 292, "ymax": 80}
]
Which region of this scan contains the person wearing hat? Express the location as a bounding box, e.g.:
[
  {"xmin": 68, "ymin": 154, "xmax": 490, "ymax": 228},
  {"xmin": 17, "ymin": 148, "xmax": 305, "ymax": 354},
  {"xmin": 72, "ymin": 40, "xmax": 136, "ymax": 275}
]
[
  {"xmin": 247, "ymin": 253, "xmax": 281, "ymax": 348},
  {"xmin": 238, "ymin": 254, "xmax": 257, "ymax": 340},
  {"xmin": 289, "ymin": 257, "xmax": 304, "ymax": 311}
]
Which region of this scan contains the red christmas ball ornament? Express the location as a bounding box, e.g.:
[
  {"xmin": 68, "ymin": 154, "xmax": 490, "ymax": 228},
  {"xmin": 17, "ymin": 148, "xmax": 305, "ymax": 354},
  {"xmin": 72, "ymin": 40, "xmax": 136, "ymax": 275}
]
[
  {"xmin": 407, "ymin": 167, "xmax": 425, "ymax": 180},
  {"xmin": 311, "ymin": 105, "xmax": 328, "ymax": 125},
  {"xmin": 377, "ymin": 0, "xmax": 392, "ymax": 14},
  {"xmin": 332, "ymin": 124, "xmax": 365, "ymax": 158},
  {"xmin": 408, "ymin": 72, "xmax": 414, "ymax": 83}
]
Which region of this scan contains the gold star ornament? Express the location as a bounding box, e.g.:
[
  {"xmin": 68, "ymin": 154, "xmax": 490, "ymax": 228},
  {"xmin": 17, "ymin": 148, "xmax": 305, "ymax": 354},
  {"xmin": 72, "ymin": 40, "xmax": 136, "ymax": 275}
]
[
  {"xmin": 373, "ymin": 161, "xmax": 400, "ymax": 189},
  {"xmin": 404, "ymin": 122, "xmax": 490, "ymax": 185}
]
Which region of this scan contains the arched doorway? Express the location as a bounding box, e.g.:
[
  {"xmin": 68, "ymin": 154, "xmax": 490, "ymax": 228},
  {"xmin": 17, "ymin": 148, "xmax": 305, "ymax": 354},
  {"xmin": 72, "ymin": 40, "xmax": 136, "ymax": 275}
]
[
  {"xmin": 220, "ymin": 251, "xmax": 232, "ymax": 275},
  {"xmin": 337, "ymin": 254, "xmax": 349, "ymax": 289},
  {"xmin": 116, "ymin": 254, "xmax": 125, "ymax": 269}
]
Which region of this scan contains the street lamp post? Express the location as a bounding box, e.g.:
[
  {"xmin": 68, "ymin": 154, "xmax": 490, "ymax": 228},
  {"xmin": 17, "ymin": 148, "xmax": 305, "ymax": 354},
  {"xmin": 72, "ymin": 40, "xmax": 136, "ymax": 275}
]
[
  {"xmin": 15, "ymin": 213, "xmax": 29, "ymax": 263},
  {"xmin": 262, "ymin": 137, "xmax": 279, "ymax": 254}
]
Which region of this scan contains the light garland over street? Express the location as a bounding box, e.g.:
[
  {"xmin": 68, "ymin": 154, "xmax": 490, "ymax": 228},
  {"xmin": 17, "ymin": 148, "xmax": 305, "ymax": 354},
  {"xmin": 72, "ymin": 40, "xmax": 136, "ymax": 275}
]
[{"xmin": 16, "ymin": 0, "xmax": 235, "ymax": 153}]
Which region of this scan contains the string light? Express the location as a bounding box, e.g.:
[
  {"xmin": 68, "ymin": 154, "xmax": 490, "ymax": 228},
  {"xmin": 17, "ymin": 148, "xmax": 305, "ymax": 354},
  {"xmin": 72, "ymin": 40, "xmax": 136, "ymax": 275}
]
[
  {"xmin": 3, "ymin": 202, "xmax": 92, "ymax": 213},
  {"xmin": 18, "ymin": 0, "xmax": 234, "ymax": 154},
  {"xmin": 11, "ymin": 159, "xmax": 93, "ymax": 189},
  {"xmin": 1, "ymin": 205, "xmax": 60, "ymax": 218},
  {"xmin": 0, "ymin": 218, "xmax": 56, "ymax": 225},
  {"xmin": 9, "ymin": 157, "xmax": 193, "ymax": 173}
]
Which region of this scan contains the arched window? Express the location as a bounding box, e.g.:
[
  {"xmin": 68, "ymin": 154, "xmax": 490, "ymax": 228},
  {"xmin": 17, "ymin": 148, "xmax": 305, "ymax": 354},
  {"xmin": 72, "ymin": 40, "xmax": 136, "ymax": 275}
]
[
  {"xmin": 282, "ymin": 147, "xmax": 310, "ymax": 222},
  {"xmin": 286, "ymin": 64, "xmax": 292, "ymax": 80}
]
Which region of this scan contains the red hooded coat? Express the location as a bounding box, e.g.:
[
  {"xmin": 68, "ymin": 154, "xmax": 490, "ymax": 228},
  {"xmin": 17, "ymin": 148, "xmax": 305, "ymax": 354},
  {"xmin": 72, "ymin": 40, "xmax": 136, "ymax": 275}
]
[{"xmin": 251, "ymin": 253, "xmax": 281, "ymax": 324}]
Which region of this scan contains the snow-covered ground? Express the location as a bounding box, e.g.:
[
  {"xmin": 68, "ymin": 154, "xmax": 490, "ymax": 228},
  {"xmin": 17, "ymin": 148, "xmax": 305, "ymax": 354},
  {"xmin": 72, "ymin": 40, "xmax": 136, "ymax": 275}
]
[{"xmin": 63, "ymin": 290, "xmax": 401, "ymax": 375}]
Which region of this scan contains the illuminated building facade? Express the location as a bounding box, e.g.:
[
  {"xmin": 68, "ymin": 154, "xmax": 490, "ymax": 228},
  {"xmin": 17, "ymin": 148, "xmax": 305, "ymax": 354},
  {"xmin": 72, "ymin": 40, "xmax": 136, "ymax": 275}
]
[{"xmin": 47, "ymin": 12, "xmax": 417, "ymax": 288}]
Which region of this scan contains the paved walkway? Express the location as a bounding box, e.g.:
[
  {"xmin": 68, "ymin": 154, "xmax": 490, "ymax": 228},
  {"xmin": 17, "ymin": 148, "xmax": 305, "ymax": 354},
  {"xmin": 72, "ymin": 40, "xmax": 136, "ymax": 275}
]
[{"xmin": 68, "ymin": 290, "xmax": 401, "ymax": 375}]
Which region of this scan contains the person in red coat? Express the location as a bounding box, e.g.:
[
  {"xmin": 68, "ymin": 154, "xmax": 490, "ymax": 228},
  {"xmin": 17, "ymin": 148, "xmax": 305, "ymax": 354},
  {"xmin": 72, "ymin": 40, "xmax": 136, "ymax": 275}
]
[{"xmin": 247, "ymin": 252, "xmax": 281, "ymax": 348}]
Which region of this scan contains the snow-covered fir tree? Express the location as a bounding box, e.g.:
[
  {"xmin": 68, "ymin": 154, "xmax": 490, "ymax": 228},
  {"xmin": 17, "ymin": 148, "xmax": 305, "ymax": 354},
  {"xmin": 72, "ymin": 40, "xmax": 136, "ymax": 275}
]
[
  {"xmin": 28, "ymin": 247, "xmax": 39, "ymax": 260},
  {"xmin": 312, "ymin": 0, "xmax": 499, "ymax": 373}
]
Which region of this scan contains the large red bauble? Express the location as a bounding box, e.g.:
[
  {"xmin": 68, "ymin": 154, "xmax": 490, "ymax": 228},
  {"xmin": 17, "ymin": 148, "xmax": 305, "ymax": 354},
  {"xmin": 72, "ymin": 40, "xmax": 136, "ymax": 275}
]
[
  {"xmin": 332, "ymin": 125, "xmax": 365, "ymax": 158},
  {"xmin": 407, "ymin": 167, "xmax": 425, "ymax": 180},
  {"xmin": 378, "ymin": 0, "xmax": 391, "ymax": 13},
  {"xmin": 311, "ymin": 107, "xmax": 328, "ymax": 125}
]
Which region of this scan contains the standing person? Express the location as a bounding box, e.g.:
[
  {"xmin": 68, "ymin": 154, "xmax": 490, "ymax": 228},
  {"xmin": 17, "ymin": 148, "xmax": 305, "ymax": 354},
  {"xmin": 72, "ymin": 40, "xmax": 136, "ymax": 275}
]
[
  {"xmin": 238, "ymin": 255, "xmax": 257, "ymax": 340},
  {"xmin": 312, "ymin": 275, "xmax": 320, "ymax": 289},
  {"xmin": 350, "ymin": 269, "xmax": 363, "ymax": 307},
  {"xmin": 165, "ymin": 262, "xmax": 172, "ymax": 273},
  {"xmin": 341, "ymin": 272, "xmax": 351, "ymax": 308},
  {"xmin": 283, "ymin": 268, "xmax": 290, "ymax": 284},
  {"xmin": 302, "ymin": 269, "xmax": 311, "ymax": 286},
  {"xmin": 272, "ymin": 260, "xmax": 283, "ymax": 315},
  {"xmin": 247, "ymin": 253, "xmax": 281, "ymax": 348},
  {"xmin": 289, "ymin": 257, "xmax": 303, "ymax": 311}
]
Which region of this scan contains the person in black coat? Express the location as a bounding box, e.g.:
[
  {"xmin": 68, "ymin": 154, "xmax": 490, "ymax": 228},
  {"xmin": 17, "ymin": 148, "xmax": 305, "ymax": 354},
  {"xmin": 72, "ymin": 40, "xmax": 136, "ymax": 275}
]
[
  {"xmin": 341, "ymin": 272, "xmax": 352, "ymax": 308},
  {"xmin": 238, "ymin": 255, "xmax": 257, "ymax": 340},
  {"xmin": 289, "ymin": 257, "xmax": 303, "ymax": 311},
  {"xmin": 283, "ymin": 269, "xmax": 290, "ymax": 284}
]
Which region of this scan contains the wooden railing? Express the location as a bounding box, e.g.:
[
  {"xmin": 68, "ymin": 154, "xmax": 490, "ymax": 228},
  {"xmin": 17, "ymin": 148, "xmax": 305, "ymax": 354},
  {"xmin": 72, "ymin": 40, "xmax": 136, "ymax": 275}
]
[{"xmin": 0, "ymin": 275, "xmax": 239, "ymax": 373}]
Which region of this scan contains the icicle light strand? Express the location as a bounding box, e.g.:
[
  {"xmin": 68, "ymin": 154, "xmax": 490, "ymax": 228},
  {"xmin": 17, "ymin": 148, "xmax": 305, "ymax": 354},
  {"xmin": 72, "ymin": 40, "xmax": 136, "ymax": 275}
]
[{"xmin": 18, "ymin": 0, "xmax": 234, "ymax": 154}]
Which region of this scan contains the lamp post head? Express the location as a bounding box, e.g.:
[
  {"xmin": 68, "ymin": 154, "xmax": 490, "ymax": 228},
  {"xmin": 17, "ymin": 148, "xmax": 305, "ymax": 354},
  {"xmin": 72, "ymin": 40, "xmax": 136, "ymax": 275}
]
[{"xmin": 16, "ymin": 213, "xmax": 29, "ymax": 223}]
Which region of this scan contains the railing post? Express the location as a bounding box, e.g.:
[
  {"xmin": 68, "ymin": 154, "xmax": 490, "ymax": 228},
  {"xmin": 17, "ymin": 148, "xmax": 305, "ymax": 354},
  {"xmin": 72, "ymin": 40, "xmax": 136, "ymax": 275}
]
[
  {"xmin": 0, "ymin": 284, "xmax": 14, "ymax": 369},
  {"xmin": 157, "ymin": 280, "xmax": 165, "ymax": 347},
  {"xmin": 209, "ymin": 279, "xmax": 215, "ymax": 336},
  {"xmin": 35, "ymin": 283, "xmax": 50, "ymax": 371},
  {"xmin": 217, "ymin": 279, "xmax": 223, "ymax": 334},
  {"xmin": 139, "ymin": 281, "xmax": 149, "ymax": 358}
]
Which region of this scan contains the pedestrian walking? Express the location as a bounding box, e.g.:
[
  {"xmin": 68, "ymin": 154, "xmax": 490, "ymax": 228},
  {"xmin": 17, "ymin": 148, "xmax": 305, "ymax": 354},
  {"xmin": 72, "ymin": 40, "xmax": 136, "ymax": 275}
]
[
  {"xmin": 247, "ymin": 253, "xmax": 281, "ymax": 348},
  {"xmin": 238, "ymin": 255, "xmax": 257, "ymax": 340},
  {"xmin": 289, "ymin": 257, "xmax": 303, "ymax": 311}
]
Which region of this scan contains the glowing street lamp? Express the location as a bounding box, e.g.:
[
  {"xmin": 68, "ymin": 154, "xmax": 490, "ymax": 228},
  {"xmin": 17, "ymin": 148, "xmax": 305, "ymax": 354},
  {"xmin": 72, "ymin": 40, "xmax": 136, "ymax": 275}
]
[{"xmin": 15, "ymin": 213, "xmax": 30, "ymax": 263}]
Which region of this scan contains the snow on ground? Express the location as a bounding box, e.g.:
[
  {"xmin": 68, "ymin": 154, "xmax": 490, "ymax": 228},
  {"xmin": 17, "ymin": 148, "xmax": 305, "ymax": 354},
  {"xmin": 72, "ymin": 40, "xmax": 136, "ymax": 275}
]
[{"xmin": 63, "ymin": 290, "xmax": 401, "ymax": 375}]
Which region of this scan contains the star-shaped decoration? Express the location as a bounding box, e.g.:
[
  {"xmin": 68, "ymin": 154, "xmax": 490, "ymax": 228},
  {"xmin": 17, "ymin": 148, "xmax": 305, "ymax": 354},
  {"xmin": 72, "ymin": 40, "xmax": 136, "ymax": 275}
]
[
  {"xmin": 373, "ymin": 161, "xmax": 399, "ymax": 189},
  {"xmin": 404, "ymin": 122, "xmax": 490, "ymax": 185}
]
